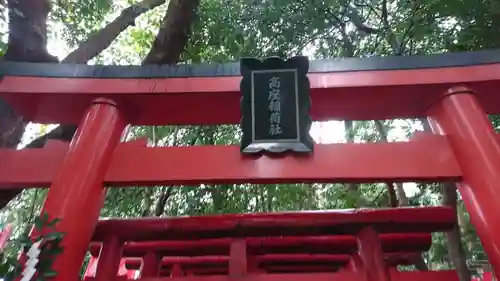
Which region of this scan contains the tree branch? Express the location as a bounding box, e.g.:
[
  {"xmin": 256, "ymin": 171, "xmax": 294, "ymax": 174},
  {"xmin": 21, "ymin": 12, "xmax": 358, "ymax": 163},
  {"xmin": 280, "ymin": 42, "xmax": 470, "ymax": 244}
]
[
  {"xmin": 345, "ymin": 4, "xmax": 380, "ymax": 35},
  {"xmin": 380, "ymin": 0, "xmax": 402, "ymax": 54},
  {"xmin": 62, "ymin": 0, "xmax": 166, "ymax": 63}
]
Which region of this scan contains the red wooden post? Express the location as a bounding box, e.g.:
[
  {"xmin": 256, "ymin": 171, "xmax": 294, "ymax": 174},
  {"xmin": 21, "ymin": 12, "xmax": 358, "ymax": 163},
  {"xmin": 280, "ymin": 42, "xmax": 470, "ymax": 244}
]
[
  {"xmin": 37, "ymin": 98, "xmax": 125, "ymax": 281},
  {"xmin": 357, "ymin": 227, "xmax": 391, "ymax": 281},
  {"xmin": 95, "ymin": 235, "xmax": 122, "ymax": 281},
  {"xmin": 248, "ymin": 253, "xmax": 264, "ymax": 273},
  {"xmin": 347, "ymin": 254, "xmax": 364, "ymax": 273},
  {"xmin": 427, "ymin": 86, "xmax": 500, "ymax": 277},
  {"xmin": 170, "ymin": 263, "xmax": 183, "ymax": 277},
  {"xmin": 229, "ymin": 239, "xmax": 248, "ymax": 277},
  {"xmin": 142, "ymin": 251, "xmax": 160, "ymax": 277}
]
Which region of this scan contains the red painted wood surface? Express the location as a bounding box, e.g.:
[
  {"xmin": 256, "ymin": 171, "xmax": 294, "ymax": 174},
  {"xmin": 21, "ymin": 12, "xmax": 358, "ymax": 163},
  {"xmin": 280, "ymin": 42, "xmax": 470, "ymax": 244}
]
[
  {"xmin": 228, "ymin": 239, "xmax": 247, "ymax": 277},
  {"xmin": 88, "ymin": 233, "xmax": 432, "ymax": 256},
  {"xmin": 122, "ymin": 253, "xmax": 421, "ymax": 272},
  {"xmin": 0, "ymin": 134, "xmax": 460, "ymax": 188},
  {"xmin": 1, "ymin": 62, "xmax": 489, "ymax": 281},
  {"xmin": 35, "ymin": 99, "xmax": 126, "ymax": 281},
  {"xmin": 357, "ymin": 227, "xmax": 391, "ymax": 281},
  {"xmin": 1, "ymin": 64, "xmax": 500, "ymax": 124},
  {"xmin": 84, "ymin": 257, "xmax": 137, "ymax": 279},
  {"xmin": 142, "ymin": 251, "xmax": 161, "ymax": 278},
  {"xmin": 94, "ymin": 235, "xmax": 122, "ymax": 281},
  {"xmin": 92, "ymin": 207, "xmax": 455, "ymax": 241},
  {"xmin": 84, "ymin": 271, "xmax": 459, "ymax": 281},
  {"xmin": 104, "ymin": 134, "xmax": 459, "ymax": 185},
  {"xmin": 473, "ymin": 272, "xmax": 494, "ymax": 281},
  {"xmin": 428, "ymin": 86, "xmax": 500, "ymax": 277},
  {"xmin": 134, "ymin": 270, "xmax": 459, "ymax": 281}
]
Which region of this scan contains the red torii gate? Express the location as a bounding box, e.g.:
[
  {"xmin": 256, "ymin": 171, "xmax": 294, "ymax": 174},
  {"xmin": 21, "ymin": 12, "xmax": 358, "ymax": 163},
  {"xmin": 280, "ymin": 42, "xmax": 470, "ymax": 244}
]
[{"xmin": 1, "ymin": 49, "xmax": 500, "ymax": 281}]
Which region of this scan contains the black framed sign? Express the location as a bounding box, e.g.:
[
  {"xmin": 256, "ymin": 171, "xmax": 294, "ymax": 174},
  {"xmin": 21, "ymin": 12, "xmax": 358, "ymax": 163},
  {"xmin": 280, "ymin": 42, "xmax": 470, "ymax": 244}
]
[{"xmin": 240, "ymin": 56, "xmax": 313, "ymax": 154}]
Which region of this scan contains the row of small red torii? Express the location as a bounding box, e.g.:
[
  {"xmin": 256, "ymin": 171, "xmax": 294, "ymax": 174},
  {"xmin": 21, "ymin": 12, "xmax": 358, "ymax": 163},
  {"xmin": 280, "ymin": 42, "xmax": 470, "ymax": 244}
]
[{"xmin": 1, "ymin": 54, "xmax": 500, "ymax": 281}]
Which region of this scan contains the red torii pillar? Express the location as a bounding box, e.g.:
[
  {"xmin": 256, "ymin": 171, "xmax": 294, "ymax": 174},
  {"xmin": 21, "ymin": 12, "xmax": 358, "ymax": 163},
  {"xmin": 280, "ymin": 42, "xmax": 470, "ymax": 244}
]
[
  {"xmin": 37, "ymin": 98, "xmax": 125, "ymax": 281},
  {"xmin": 427, "ymin": 86, "xmax": 500, "ymax": 276}
]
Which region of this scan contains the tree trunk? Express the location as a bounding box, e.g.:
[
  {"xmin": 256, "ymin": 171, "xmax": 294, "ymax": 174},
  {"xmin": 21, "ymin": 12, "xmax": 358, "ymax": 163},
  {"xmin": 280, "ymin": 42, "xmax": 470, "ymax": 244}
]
[
  {"xmin": 373, "ymin": 120, "xmax": 428, "ymax": 270},
  {"xmin": 420, "ymin": 119, "xmax": 471, "ymax": 280},
  {"xmin": 373, "ymin": 121, "xmax": 411, "ymax": 206},
  {"xmin": 0, "ymin": 0, "xmax": 201, "ymax": 210},
  {"xmin": 0, "ymin": 0, "xmax": 57, "ymax": 209},
  {"xmin": 154, "ymin": 186, "xmax": 174, "ymax": 216},
  {"xmin": 442, "ymin": 182, "xmax": 471, "ymax": 281},
  {"xmin": 152, "ymin": 126, "xmax": 201, "ymax": 216},
  {"xmin": 387, "ymin": 182, "xmax": 398, "ymax": 207},
  {"xmin": 344, "ymin": 121, "xmax": 370, "ymax": 207},
  {"xmin": 4, "ymin": 0, "xmax": 57, "ymax": 62},
  {"xmin": 140, "ymin": 188, "xmax": 154, "ymax": 217},
  {"xmin": 142, "ymin": 0, "xmax": 201, "ymax": 64}
]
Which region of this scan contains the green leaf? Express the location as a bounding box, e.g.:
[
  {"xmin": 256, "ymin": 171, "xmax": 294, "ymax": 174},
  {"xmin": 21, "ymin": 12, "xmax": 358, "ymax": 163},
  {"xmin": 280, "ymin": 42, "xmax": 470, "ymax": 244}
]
[
  {"xmin": 46, "ymin": 249, "xmax": 64, "ymax": 258},
  {"xmin": 43, "ymin": 232, "xmax": 64, "ymax": 241},
  {"xmin": 0, "ymin": 262, "xmax": 11, "ymax": 276},
  {"xmin": 37, "ymin": 258, "xmax": 53, "ymax": 272},
  {"xmin": 46, "ymin": 218, "xmax": 61, "ymax": 228},
  {"xmin": 17, "ymin": 236, "xmax": 33, "ymax": 245},
  {"xmin": 34, "ymin": 216, "xmax": 45, "ymax": 231},
  {"xmin": 43, "ymin": 270, "xmax": 58, "ymax": 277},
  {"xmin": 22, "ymin": 244, "xmax": 33, "ymax": 254}
]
